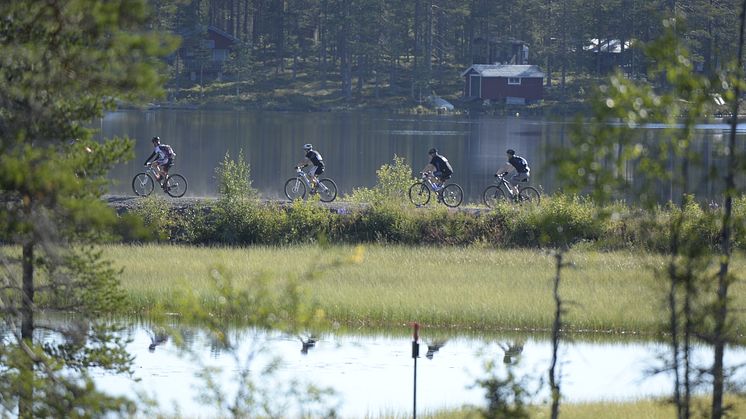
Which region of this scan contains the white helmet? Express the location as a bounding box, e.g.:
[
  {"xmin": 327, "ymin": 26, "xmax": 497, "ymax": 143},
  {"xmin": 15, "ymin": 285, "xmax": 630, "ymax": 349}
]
[{"xmin": 303, "ymin": 144, "xmax": 313, "ymax": 150}]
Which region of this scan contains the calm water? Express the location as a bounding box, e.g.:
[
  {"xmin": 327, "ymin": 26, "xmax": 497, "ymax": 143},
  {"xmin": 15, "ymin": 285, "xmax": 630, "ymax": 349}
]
[
  {"xmin": 92, "ymin": 324, "xmax": 746, "ymax": 418},
  {"xmin": 101, "ymin": 109, "xmax": 746, "ymax": 203}
]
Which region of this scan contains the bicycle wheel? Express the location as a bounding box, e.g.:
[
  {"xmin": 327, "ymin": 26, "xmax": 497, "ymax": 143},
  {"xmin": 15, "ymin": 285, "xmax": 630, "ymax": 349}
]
[
  {"xmin": 408, "ymin": 182, "xmax": 431, "ymax": 206},
  {"xmin": 284, "ymin": 178, "xmax": 306, "ymax": 200},
  {"xmin": 317, "ymin": 178, "xmax": 338, "ymax": 202},
  {"xmin": 518, "ymin": 186, "xmax": 541, "ymax": 205},
  {"xmin": 441, "ymin": 183, "xmax": 464, "ymax": 208},
  {"xmin": 165, "ymin": 174, "xmax": 188, "ymax": 198},
  {"xmin": 482, "ymin": 185, "xmax": 506, "ymax": 208},
  {"xmin": 132, "ymin": 173, "xmax": 154, "ymax": 197}
]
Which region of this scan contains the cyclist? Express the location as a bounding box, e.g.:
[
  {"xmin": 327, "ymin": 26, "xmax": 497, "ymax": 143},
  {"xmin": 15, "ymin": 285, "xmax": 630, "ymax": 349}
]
[
  {"xmin": 297, "ymin": 143, "xmax": 324, "ymax": 189},
  {"xmin": 495, "ymin": 148, "xmax": 530, "ymax": 196},
  {"xmin": 421, "ymin": 148, "xmax": 453, "ymax": 189},
  {"xmin": 143, "ymin": 136, "xmax": 176, "ymax": 186}
]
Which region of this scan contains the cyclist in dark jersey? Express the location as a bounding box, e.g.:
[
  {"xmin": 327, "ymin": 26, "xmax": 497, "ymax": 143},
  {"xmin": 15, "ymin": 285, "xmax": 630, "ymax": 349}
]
[
  {"xmin": 297, "ymin": 143, "xmax": 325, "ymax": 188},
  {"xmin": 495, "ymin": 148, "xmax": 530, "ymax": 196},
  {"xmin": 143, "ymin": 136, "xmax": 176, "ymax": 186},
  {"xmin": 421, "ymin": 148, "xmax": 453, "ymax": 189}
]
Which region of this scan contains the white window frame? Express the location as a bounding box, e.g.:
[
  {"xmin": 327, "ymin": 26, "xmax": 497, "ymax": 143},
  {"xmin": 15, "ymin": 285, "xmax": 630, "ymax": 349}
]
[{"xmin": 507, "ymin": 77, "xmax": 521, "ymax": 85}]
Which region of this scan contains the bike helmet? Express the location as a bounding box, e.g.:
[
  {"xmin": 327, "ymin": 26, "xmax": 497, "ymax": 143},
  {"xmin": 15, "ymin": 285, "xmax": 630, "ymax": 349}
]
[
  {"xmin": 428, "ymin": 148, "xmax": 438, "ymax": 154},
  {"xmin": 151, "ymin": 136, "xmax": 161, "ymax": 143},
  {"xmin": 303, "ymin": 143, "xmax": 313, "ymax": 150},
  {"xmin": 506, "ymin": 149, "xmax": 515, "ymax": 155}
]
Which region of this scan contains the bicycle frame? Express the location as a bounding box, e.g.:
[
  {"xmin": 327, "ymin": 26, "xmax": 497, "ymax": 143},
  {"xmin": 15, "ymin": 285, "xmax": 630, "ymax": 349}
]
[
  {"xmin": 146, "ymin": 162, "xmax": 166, "ymax": 181},
  {"xmin": 420, "ymin": 172, "xmax": 444, "ymax": 192},
  {"xmin": 496, "ymin": 174, "xmax": 520, "ymax": 196},
  {"xmin": 289, "ymin": 167, "xmax": 330, "ymax": 193},
  {"xmin": 293, "ymin": 167, "xmax": 314, "ymax": 189}
]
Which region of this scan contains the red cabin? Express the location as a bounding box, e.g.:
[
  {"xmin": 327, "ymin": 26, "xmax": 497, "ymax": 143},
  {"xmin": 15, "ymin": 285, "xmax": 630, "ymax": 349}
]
[{"xmin": 461, "ymin": 64, "xmax": 545, "ymax": 104}]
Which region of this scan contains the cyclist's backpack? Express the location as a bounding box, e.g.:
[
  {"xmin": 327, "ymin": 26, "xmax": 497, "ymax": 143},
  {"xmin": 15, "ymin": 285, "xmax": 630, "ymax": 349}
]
[
  {"xmin": 159, "ymin": 144, "xmax": 176, "ymax": 158},
  {"xmin": 510, "ymin": 155, "xmax": 528, "ymax": 173}
]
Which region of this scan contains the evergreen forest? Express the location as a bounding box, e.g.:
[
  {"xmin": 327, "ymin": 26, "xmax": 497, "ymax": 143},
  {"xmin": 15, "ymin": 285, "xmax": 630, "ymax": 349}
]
[{"xmin": 150, "ymin": 0, "xmax": 744, "ymax": 109}]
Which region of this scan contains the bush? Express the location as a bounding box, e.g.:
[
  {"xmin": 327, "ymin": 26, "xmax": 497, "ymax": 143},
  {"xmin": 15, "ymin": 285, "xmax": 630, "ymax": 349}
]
[
  {"xmin": 215, "ymin": 149, "xmax": 259, "ymax": 201},
  {"xmin": 120, "ymin": 190, "xmax": 745, "ymax": 251},
  {"xmin": 347, "ymin": 155, "xmax": 415, "ymax": 204},
  {"xmin": 130, "ymin": 196, "xmax": 175, "ymax": 242},
  {"xmin": 510, "ymin": 195, "xmax": 602, "ymax": 247},
  {"xmin": 282, "ymin": 200, "xmax": 332, "ymax": 243},
  {"xmin": 733, "ymin": 196, "xmax": 746, "ymax": 250}
]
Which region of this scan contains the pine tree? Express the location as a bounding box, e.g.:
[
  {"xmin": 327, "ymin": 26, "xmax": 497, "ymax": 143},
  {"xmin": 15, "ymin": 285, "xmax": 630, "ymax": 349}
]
[{"xmin": 0, "ymin": 0, "xmax": 176, "ymax": 416}]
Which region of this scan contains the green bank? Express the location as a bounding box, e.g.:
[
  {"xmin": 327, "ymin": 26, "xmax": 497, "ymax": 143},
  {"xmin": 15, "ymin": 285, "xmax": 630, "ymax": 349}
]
[{"xmin": 109, "ymin": 244, "xmax": 746, "ymax": 334}]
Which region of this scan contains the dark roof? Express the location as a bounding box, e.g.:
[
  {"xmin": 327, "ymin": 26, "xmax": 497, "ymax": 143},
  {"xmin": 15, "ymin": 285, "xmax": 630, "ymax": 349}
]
[
  {"xmin": 207, "ymin": 25, "xmax": 240, "ymax": 44},
  {"xmin": 461, "ymin": 64, "xmax": 545, "ymax": 78},
  {"xmin": 176, "ymin": 25, "xmax": 239, "ymax": 44}
]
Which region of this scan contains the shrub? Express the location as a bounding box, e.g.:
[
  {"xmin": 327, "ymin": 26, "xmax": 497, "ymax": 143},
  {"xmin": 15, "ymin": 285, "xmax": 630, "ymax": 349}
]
[
  {"xmin": 358, "ymin": 202, "xmax": 411, "ymax": 242},
  {"xmin": 130, "ymin": 196, "xmax": 175, "ymax": 242},
  {"xmin": 511, "ymin": 195, "xmax": 601, "ymax": 248},
  {"xmin": 418, "ymin": 208, "xmax": 484, "ymax": 245},
  {"xmin": 282, "ymin": 200, "xmax": 332, "ymax": 243},
  {"xmin": 215, "ymin": 149, "xmax": 259, "ymax": 201},
  {"xmin": 733, "ymin": 196, "xmax": 746, "ymax": 250},
  {"xmin": 347, "ymin": 155, "xmax": 415, "ymax": 204}
]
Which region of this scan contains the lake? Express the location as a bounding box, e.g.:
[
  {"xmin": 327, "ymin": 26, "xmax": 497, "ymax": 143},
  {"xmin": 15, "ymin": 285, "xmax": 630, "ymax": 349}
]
[
  {"xmin": 93, "ymin": 322, "xmax": 746, "ymax": 417},
  {"xmin": 101, "ymin": 109, "xmax": 746, "ymax": 203}
]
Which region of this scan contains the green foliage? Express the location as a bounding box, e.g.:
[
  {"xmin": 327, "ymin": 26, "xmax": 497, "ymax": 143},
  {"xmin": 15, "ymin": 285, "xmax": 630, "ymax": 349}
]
[
  {"xmin": 283, "ymin": 200, "xmax": 332, "ymax": 243},
  {"xmin": 0, "ymin": 0, "xmax": 177, "ymax": 416},
  {"xmin": 129, "ymin": 192, "xmax": 745, "ymax": 251},
  {"xmin": 159, "ymin": 263, "xmax": 339, "ymax": 417},
  {"xmin": 552, "ymin": 21, "xmax": 720, "ymax": 208},
  {"xmin": 215, "ymin": 149, "xmax": 259, "ymax": 201},
  {"xmin": 474, "ymin": 358, "xmax": 532, "ymax": 419},
  {"xmin": 211, "ymin": 199, "xmax": 271, "ymax": 244},
  {"xmin": 734, "ymin": 196, "xmax": 746, "ymax": 250},
  {"xmin": 347, "ymin": 155, "xmax": 415, "ymax": 203},
  {"xmin": 550, "ymin": 18, "xmax": 746, "ymax": 419},
  {"xmin": 510, "ymin": 195, "xmax": 602, "ymax": 248},
  {"xmin": 131, "ymin": 196, "xmax": 175, "ymax": 242}
]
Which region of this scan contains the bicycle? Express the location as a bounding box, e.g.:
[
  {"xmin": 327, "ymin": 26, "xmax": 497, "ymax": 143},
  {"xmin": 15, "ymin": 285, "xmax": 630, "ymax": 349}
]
[
  {"xmin": 132, "ymin": 162, "xmax": 188, "ymax": 198},
  {"xmin": 482, "ymin": 173, "xmax": 540, "ymax": 208},
  {"xmin": 284, "ymin": 167, "xmax": 338, "ymax": 202},
  {"xmin": 408, "ymin": 172, "xmax": 463, "ymax": 208}
]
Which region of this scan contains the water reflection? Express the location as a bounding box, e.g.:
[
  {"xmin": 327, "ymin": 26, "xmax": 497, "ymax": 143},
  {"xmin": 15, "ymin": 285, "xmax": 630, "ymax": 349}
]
[
  {"xmin": 148, "ymin": 327, "xmax": 169, "ymax": 352},
  {"xmin": 90, "ymin": 324, "xmax": 746, "ymax": 417},
  {"xmin": 425, "ymin": 339, "xmax": 448, "ymax": 360},
  {"xmin": 299, "ymin": 334, "xmax": 318, "ymax": 355},
  {"xmin": 499, "ymin": 340, "xmax": 525, "ymax": 365}
]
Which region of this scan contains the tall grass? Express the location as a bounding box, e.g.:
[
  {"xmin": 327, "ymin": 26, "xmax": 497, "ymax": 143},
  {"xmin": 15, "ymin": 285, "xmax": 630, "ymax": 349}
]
[
  {"xmin": 104, "ymin": 244, "xmax": 746, "ymax": 333},
  {"xmin": 416, "ymin": 397, "xmax": 746, "ymax": 419}
]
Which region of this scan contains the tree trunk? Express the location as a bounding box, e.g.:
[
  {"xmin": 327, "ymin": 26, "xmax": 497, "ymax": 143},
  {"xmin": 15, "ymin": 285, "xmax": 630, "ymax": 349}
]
[
  {"xmin": 19, "ymin": 238, "xmax": 34, "ymax": 418},
  {"xmin": 712, "ymin": 2, "xmax": 746, "ymax": 417},
  {"xmin": 549, "ymin": 251, "xmax": 563, "ymax": 419}
]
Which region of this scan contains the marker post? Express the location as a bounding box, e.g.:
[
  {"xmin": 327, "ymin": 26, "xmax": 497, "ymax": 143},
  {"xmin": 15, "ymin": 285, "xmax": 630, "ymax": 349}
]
[{"xmin": 412, "ymin": 322, "xmax": 420, "ymax": 419}]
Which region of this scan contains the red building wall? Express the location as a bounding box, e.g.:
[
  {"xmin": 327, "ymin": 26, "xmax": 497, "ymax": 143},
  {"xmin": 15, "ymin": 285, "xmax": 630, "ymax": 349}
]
[{"xmin": 463, "ymin": 75, "xmax": 544, "ymax": 102}]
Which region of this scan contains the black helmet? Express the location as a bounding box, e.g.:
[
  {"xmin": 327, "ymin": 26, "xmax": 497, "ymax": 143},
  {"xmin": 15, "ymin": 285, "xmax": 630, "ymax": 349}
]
[
  {"xmin": 303, "ymin": 143, "xmax": 313, "ymax": 151},
  {"xmin": 506, "ymin": 149, "xmax": 515, "ymax": 155},
  {"xmin": 151, "ymin": 136, "xmax": 161, "ymax": 143},
  {"xmin": 428, "ymin": 148, "xmax": 438, "ymax": 154}
]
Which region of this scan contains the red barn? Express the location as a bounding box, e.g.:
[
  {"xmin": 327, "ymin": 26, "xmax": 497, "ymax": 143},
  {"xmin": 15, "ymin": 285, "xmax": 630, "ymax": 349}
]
[{"xmin": 461, "ymin": 64, "xmax": 545, "ymax": 104}]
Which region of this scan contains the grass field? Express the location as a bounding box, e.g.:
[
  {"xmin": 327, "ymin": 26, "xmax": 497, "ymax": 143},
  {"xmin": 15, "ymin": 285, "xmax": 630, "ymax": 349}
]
[
  {"xmin": 417, "ymin": 397, "xmax": 746, "ymax": 419},
  {"xmin": 107, "ymin": 244, "xmax": 746, "ymax": 334}
]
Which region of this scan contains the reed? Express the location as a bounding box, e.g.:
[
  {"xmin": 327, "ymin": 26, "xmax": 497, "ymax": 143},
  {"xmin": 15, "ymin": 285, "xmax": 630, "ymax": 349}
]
[
  {"xmin": 416, "ymin": 396, "xmax": 746, "ymax": 418},
  {"xmin": 105, "ymin": 244, "xmax": 746, "ymax": 333}
]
